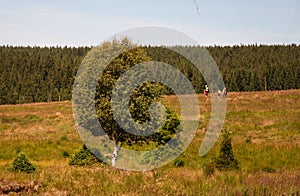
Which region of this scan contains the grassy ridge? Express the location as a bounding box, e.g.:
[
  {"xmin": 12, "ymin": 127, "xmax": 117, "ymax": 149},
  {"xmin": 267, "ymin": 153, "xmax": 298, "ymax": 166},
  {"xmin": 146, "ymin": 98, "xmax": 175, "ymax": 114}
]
[{"xmin": 0, "ymin": 90, "xmax": 299, "ymax": 195}]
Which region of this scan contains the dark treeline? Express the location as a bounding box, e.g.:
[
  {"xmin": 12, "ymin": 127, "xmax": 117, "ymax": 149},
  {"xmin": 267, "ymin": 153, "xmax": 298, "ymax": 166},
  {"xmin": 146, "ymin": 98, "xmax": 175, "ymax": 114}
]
[
  {"xmin": 0, "ymin": 46, "xmax": 90, "ymax": 104},
  {"xmin": 208, "ymin": 44, "xmax": 300, "ymax": 92},
  {"xmin": 145, "ymin": 44, "xmax": 300, "ymax": 94},
  {"xmin": 0, "ymin": 44, "xmax": 299, "ymax": 104}
]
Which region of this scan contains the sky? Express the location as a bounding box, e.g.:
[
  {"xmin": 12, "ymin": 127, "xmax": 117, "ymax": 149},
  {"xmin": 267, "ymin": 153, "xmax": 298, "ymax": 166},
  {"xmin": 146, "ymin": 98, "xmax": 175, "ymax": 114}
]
[{"xmin": 0, "ymin": 0, "xmax": 299, "ymax": 46}]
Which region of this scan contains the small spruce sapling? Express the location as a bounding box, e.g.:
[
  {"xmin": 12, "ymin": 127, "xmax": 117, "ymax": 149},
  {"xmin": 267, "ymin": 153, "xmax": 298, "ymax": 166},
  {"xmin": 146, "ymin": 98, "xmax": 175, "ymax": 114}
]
[
  {"xmin": 214, "ymin": 130, "xmax": 239, "ymax": 170},
  {"xmin": 10, "ymin": 152, "xmax": 36, "ymax": 173}
]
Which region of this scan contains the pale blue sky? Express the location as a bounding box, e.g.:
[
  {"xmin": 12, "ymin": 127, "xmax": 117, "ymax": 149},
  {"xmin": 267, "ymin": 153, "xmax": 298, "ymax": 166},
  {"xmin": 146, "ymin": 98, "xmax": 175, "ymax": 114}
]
[{"xmin": 0, "ymin": 0, "xmax": 299, "ymax": 46}]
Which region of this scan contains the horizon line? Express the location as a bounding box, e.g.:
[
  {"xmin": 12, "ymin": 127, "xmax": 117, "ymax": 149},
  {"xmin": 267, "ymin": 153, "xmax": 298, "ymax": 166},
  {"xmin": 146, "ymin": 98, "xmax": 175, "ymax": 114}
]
[{"xmin": 1, "ymin": 42, "xmax": 299, "ymax": 48}]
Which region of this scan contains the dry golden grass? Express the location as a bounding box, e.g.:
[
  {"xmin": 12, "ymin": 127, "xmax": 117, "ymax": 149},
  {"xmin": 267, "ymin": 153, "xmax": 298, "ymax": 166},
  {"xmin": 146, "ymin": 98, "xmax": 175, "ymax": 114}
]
[{"xmin": 0, "ymin": 90, "xmax": 299, "ymax": 195}]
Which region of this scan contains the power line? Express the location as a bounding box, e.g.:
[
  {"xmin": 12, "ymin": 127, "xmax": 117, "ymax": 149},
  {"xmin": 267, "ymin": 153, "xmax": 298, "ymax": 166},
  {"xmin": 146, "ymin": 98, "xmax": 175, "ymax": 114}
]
[{"xmin": 193, "ymin": 0, "xmax": 200, "ymax": 15}]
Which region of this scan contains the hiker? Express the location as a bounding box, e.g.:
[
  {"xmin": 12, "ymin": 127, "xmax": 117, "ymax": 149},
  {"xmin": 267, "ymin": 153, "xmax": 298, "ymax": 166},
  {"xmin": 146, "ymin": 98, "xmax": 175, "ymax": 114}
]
[
  {"xmin": 204, "ymin": 85, "xmax": 209, "ymax": 97},
  {"xmin": 222, "ymin": 87, "xmax": 227, "ymax": 98},
  {"xmin": 217, "ymin": 89, "xmax": 222, "ymax": 97}
]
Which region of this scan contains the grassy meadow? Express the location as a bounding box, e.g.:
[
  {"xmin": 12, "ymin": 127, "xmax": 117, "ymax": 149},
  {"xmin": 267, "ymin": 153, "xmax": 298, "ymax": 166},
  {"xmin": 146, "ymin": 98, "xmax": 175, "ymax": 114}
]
[{"xmin": 0, "ymin": 90, "xmax": 299, "ymax": 195}]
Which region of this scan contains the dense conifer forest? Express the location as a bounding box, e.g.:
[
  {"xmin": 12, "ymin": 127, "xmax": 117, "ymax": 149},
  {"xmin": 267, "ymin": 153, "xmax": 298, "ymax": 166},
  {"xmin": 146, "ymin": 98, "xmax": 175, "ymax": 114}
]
[{"xmin": 0, "ymin": 44, "xmax": 299, "ymax": 104}]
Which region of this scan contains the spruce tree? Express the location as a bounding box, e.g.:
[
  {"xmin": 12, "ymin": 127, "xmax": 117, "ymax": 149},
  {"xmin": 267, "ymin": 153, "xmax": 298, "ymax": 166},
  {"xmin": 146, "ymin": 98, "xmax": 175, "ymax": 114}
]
[
  {"xmin": 214, "ymin": 130, "xmax": 239, "ymax": 170},
  {"xmin": 10, "ymin": 152, "xmax": 36, "ymax": 173}
]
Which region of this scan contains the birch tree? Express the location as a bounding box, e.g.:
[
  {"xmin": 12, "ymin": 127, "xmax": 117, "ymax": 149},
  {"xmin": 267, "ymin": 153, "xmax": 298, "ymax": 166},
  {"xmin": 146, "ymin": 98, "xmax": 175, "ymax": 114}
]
[{"xmin": 94, "ymin": 39, "xmax": 176, "ymax": 166}]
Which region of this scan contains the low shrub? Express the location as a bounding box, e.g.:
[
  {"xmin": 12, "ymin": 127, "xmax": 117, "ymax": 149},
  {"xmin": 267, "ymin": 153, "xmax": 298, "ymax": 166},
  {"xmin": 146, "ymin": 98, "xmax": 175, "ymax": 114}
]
[
  {"xmin": 62, "ymin": 151, "xmax": 70, "ymax": 158},
  {"xmin": 69, "ymin": 145, "xmax": 104, "ymax": 166},
  {"xmin": 9, "ymin": 152, "xmax": 36, "ymax": 173}
]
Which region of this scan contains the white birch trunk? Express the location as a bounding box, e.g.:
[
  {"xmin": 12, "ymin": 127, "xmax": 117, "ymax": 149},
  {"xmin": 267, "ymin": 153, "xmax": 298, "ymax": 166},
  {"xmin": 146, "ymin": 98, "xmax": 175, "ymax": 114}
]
[{"xmin": 112, "ymin": 139, "xmax": 119, "ymax": 167}]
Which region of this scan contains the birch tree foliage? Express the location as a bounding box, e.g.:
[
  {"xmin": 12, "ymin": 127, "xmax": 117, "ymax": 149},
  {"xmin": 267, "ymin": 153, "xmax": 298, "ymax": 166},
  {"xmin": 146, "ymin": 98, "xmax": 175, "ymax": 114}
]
[{"xmin": 92, "ymin": 38, "xmax": 179, "ymax": 146}]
